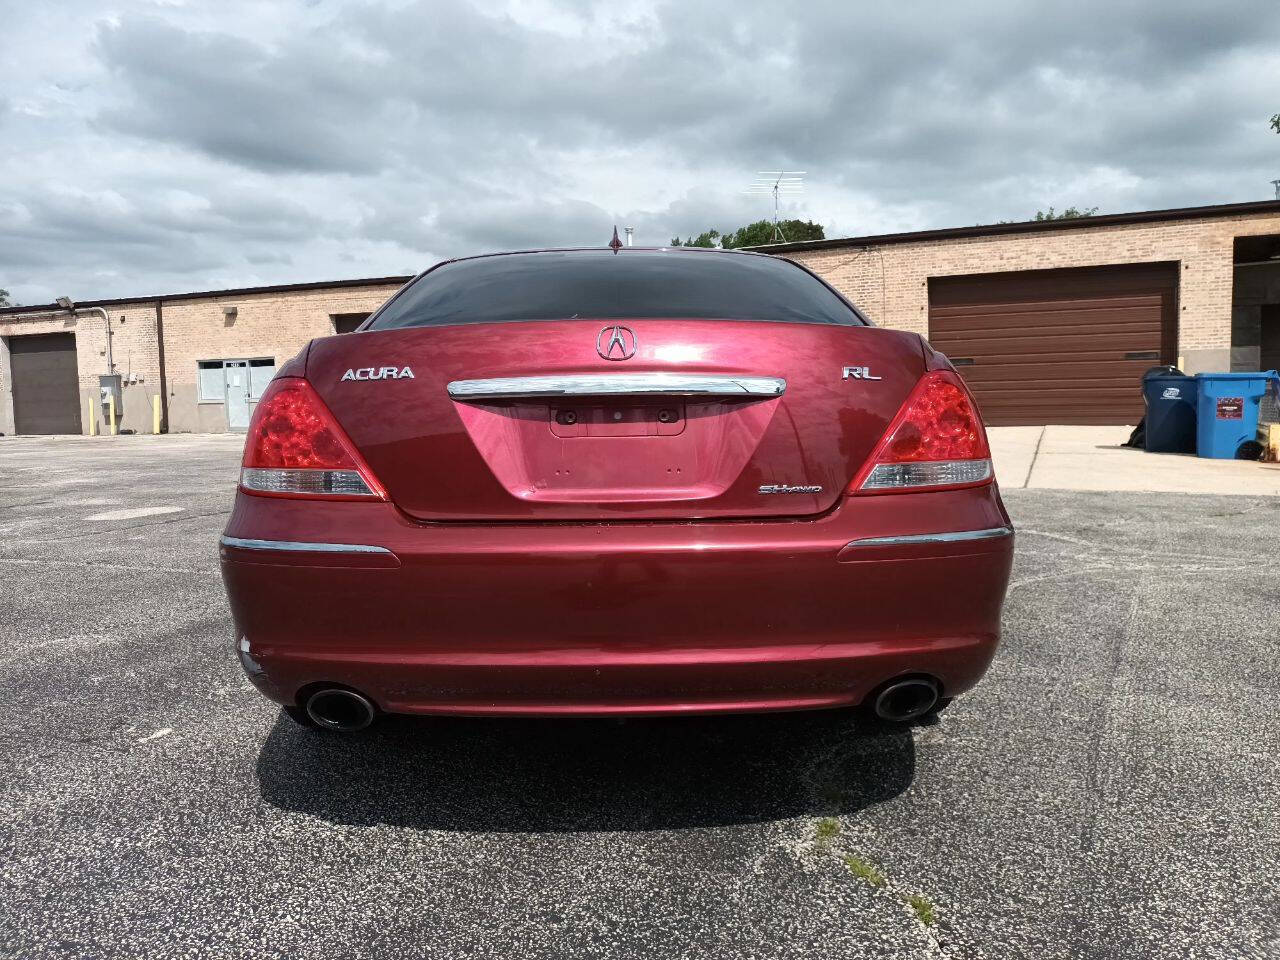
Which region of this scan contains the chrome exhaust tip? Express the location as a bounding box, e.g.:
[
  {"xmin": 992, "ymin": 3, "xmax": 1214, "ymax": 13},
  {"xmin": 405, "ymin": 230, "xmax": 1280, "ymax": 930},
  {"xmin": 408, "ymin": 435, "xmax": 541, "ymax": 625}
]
[
  {"xmin": 871, "ymin": 677, "xmax": 940, "ymax": 723},
  {"xmin": 305, "ymin": 688, "xmax": 376, "ymax": 732}
]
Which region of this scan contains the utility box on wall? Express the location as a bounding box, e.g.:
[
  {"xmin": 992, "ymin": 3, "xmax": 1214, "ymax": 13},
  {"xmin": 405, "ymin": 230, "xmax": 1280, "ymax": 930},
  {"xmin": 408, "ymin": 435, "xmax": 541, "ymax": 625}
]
[{"xmin": 99, "ymin": 374, "xmax": 123, "ymax": 411}]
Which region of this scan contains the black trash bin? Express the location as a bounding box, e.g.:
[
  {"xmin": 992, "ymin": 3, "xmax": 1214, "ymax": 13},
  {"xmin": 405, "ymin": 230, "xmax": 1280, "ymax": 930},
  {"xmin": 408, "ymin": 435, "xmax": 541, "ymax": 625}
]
[{"xmin": 1142, "ymin": 368, "xmax": 1198, "ymax": 453}]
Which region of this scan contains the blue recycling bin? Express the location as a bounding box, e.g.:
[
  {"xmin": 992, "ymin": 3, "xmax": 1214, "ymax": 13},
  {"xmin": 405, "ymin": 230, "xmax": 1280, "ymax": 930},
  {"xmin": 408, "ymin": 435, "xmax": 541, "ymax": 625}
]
[
  {"xmin": 1193, "ymin": 371, "xmax": 1279, "ymax": 459},
  {"xmin": 1142, "ymin": 372, "xmax": 1198, "ymax": 453}
]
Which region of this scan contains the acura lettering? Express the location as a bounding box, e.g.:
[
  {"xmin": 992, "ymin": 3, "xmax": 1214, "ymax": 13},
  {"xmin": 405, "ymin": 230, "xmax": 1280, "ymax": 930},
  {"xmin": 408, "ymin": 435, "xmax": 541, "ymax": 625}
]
[{"xmin": 340, "ymin": 366, "xmax": 415, "ymax": 382}]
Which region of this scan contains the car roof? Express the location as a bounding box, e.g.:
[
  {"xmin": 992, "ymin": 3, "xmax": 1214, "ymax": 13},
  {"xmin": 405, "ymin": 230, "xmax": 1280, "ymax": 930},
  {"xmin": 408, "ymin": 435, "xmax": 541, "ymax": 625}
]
[{"xmin": 434, "ymin": 246, "xmax": 776, "ymax": 266}]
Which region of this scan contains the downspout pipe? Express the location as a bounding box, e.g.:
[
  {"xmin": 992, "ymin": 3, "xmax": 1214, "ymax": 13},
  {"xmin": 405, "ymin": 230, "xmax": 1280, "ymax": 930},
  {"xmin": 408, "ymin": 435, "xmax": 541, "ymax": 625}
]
[
  {"xmin": 154, "ymin": 299, "xmax": 169, "ymax": 432},
  {"xmin": 77, "ymin": 306, "xmax": 114, "ymax": 375},
  {"xmin": 49, "ymin": 300, "xmax": 113, "ymax": 374}
]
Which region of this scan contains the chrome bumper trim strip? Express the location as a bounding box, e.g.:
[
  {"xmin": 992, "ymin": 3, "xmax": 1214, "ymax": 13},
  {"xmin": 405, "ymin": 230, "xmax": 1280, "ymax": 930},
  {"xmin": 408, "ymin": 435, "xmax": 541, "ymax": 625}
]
[
  {"xmin": 219, "ymin": 536, "xmax": 393, "ymax": 555},
  {"xmin": 843, "ymin": 526, "xmax": 1014, "ymax": 548},
  {"xmin": 447, "ymin": 373, "xmax": 786, "ymax": 399}
]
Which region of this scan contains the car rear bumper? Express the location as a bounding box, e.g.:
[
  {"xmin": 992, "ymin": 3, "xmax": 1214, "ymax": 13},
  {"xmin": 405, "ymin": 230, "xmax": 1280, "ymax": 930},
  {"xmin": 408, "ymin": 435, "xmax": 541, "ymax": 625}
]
[{"xmin": 219, "ymin": 485, "xmax": 1013, "ymax": 717}]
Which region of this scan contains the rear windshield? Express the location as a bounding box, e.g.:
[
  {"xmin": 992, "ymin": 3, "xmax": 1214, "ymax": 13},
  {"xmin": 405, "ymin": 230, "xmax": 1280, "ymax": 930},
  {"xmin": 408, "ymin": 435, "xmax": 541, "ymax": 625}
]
[{"xmin": 368, "ymin": 250, "xmax": 863, "ymax": 329}]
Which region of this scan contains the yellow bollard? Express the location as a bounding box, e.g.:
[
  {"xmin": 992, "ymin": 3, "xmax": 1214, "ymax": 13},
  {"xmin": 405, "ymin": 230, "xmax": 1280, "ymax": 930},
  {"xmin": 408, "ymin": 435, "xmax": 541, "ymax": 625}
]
[
  {"xmin": 152, "ymin": 394, "xmax": 161, "ymax": 435},
  {"xmin": 108, "ymin": 392, "xmax": 117, "ymax": 436},
  {"xmin": 88, "ymin": 395, "xmax": 97, "ymax": 436}
]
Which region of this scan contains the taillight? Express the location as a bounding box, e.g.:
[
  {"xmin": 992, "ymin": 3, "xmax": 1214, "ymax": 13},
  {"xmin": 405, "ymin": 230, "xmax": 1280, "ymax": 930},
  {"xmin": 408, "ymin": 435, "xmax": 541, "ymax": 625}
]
[
  {"xmin": 850, "ymin": 370, "xmax": 992, "ymax": 494},
  {"xmin": 240, "ymin": 377, "xmax": 386, "ymax": 500}
]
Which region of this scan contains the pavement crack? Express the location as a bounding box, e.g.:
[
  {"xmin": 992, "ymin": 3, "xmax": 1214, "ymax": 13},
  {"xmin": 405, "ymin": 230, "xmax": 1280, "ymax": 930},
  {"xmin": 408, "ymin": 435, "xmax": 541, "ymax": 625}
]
[
  {"xmin": 1078, "ymin": 580, "xmax": 1143, "ymax": 854},
  {"xmin": 1021, "ymin": 426, "xmax": 1047, "ymax": 488},
  {"xmin": 0, "ymin": 728, "xmax": 137, "ymax": 757},
  {"xmin": 807, "ymin": 819, "xmax": 952, "ymax": 957}
]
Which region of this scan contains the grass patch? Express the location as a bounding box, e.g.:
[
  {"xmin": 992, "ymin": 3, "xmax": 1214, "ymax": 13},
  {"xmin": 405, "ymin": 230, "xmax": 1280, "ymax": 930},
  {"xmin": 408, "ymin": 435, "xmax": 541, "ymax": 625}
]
[
  {"xmin": 905, "ymin": 893, "xmax": 936, "ymax": 927},
  {"xmin": 815, "ymin": 817, "xmax": 841, "ymax": 842},
  {"xmin": 842, "ymin": 854, "xmax": 887, "ymax": 888}
]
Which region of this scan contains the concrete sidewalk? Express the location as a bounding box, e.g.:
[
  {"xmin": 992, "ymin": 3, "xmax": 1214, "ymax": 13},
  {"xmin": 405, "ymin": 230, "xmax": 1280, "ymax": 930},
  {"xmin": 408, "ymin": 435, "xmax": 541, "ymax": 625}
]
[{"xmin": 989, "ymin": 424, "xmax": 1280, "ymax": 495}]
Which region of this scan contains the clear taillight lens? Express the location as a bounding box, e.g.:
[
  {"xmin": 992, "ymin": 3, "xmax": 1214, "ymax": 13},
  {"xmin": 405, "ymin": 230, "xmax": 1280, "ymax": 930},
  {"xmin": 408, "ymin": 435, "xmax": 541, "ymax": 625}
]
[
  {"xmin": 861, "ymin": 459, "xmax": 992, "ymax": 489},
  {"xmin": 851, "ymin": 371, "xmax": 992, "ymax": 494},
  {"xmin": 240, "ymin": 378, "xmax": 386, "ymax": 500}
]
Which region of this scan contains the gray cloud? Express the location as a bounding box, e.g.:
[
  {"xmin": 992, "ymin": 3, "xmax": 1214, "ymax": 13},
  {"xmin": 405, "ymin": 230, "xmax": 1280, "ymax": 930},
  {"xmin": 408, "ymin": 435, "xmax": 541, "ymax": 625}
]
[
  {"xmin": 1, "ymin": 0, "xmax": 1278, "ymax": 304},
  {"xmin": 94, "ymin": 18, "xmax": 383, "ymax": 174},
  {"xmin": 371, "ymin": 195, "xmax": 616, "ymax": 254}
]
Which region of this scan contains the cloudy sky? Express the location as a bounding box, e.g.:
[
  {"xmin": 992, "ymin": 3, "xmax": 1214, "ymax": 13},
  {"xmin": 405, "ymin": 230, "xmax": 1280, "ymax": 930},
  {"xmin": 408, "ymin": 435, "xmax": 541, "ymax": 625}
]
[{"xmin": 2, "ymin": 0, "xmax": 1278, "ymax": 305}]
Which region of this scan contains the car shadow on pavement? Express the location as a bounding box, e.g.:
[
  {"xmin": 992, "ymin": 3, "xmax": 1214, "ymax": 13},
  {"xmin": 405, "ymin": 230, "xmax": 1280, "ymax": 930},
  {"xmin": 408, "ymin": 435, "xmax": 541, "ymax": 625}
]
[{"xmin": 255, "ymin": 709, "xmax": 916, "ymax": 832}]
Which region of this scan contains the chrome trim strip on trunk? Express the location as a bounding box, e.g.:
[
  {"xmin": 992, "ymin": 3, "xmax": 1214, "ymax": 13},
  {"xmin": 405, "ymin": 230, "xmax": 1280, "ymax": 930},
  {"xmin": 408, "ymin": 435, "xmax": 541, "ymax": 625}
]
[
  {"xmin": 447, "ymin": 373, "xmax": 786, "ymax": 399},
  {"xmin": 219, "ymin": 535, "xmax": 393, "ymax": 555},
  {"xmin": 843, "ymin": 526, "xmax": 1014, "ymax": 548}
]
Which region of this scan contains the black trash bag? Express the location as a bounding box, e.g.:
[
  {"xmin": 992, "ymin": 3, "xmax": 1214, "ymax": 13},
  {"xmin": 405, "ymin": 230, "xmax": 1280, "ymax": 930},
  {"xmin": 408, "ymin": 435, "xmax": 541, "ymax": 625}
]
[{"xmin": 1123, "ymin": 418, "xmax": 1145, "ymax": 449}]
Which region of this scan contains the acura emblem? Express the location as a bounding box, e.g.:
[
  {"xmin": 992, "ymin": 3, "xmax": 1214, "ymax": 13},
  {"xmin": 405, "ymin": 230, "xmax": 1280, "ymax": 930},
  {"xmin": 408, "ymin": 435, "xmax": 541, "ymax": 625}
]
[{"xmin": 597, "ymin": 325, "xmax": 637, "ymax": 361}]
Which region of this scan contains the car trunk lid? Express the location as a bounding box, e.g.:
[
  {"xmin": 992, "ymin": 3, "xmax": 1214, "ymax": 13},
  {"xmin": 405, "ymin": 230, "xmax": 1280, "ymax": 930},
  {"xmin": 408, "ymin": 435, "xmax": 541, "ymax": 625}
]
[{"xmin": 306, "ymin": 319, "xmax": 925, "ymax": 521}]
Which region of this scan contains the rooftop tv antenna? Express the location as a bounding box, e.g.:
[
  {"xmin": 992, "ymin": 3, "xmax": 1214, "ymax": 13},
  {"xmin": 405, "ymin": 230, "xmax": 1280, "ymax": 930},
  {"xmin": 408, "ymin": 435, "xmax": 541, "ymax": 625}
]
[{"xmin": 745, "ymin": 171, "xmax": 806, "ymax": 241}]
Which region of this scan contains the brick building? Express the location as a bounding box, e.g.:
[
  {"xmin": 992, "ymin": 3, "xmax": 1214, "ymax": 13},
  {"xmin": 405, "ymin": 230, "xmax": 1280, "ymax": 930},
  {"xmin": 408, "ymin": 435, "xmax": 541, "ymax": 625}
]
[
  {"xmin": 757, "ymin": 199, "xmax": 1280, "ymax": 424},
  {"xmin": 0, "ymin": 276, "xmax": 409, "ymax": 435},
  {"xmin": 3, "ymin": 198, "xmax": 1280, "ymax": 434}
]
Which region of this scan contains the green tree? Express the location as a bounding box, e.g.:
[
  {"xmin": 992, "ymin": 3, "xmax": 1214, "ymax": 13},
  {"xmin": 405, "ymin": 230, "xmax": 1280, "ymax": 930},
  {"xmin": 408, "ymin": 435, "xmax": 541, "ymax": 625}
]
[
  {"xmin": 0, "ymin": 288, "xmax": 12, "ymax": 307},
  {"xmin": 1033, "ymin": 206, "xmax": 1098, "ymax": 221},
  {"xmin": 1271, "ymin": 113, "xmax": 1279, "ymax": 133},
  {"xmin": 670, "ymin": 229, "xmax": 723, "ymax": 248},
  {"xmin": 672, "ymin": 219, "xmax": 825, "ymax": 249},
  {"xmin": 725, "ymin": 219, "xmax": 825, "ymax": 247}
]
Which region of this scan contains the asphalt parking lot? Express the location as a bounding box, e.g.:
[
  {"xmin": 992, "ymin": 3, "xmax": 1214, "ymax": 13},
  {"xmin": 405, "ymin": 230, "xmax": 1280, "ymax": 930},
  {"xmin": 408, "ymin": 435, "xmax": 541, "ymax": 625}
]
[{"xmin": 1, "ymin": 435, "xmax": 1277, "ymax": 960}]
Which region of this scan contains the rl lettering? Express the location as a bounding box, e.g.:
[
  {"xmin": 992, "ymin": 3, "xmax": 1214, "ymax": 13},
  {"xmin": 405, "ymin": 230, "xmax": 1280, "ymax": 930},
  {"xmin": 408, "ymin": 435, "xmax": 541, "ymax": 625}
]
[{"xmin": 842, "ymin": 366, "xmax": 882, "ymax": 381}]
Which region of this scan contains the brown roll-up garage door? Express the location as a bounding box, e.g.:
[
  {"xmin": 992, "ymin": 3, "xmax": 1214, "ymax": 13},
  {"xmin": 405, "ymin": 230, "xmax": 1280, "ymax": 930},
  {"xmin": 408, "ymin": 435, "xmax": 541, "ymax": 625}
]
[
  {"xmin": 9, "ymin": 332, "xmax": 81, "ymax": 434},
  {"xmin": 928, "ymin": 263, "xmax": 1178, "ymax": 426}
]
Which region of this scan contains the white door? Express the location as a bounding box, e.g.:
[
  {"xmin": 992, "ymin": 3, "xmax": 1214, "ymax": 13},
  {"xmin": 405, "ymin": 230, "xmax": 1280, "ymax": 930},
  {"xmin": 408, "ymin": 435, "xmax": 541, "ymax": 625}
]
[{"xmin": 224, "ymin": 361, "xmax": 251, "ymax": 431}]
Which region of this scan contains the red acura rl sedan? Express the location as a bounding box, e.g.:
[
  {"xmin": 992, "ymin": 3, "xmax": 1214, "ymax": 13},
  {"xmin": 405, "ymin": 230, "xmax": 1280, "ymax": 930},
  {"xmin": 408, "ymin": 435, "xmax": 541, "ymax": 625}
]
[{"xmin": 219, "ymin": 247, "xmax": 1013, "ymax": 732}]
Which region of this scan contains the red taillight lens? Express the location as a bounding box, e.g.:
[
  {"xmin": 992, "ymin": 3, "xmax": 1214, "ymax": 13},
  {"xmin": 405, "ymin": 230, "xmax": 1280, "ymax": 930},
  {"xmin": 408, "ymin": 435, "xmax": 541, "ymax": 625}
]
[
  {"xmin": 850, "ymin": 371, "xmax": 993, "ymax": 494},
  {"xmin": 240, "ymin": 378, "xmax": 386, "ymax": 499}
]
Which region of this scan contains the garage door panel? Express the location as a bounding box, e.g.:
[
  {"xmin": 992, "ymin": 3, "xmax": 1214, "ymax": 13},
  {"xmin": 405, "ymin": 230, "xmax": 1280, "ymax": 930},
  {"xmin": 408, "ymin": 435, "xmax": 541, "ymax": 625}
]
[
  {"xmin": 931, "ymin": 305, "xmax": 1165, "ymax": 327},
  {"xmin": 976, "ymin": 404, "xmax": 1137, "ymax": 423},
  {"xmin": 932, "ymin": 316, "xmax": 1162, "ymax": 340},
  {"xmin": 939, "ymin": 333, "xmax": 1164, "ymax": 357},
  {"xmin": 974, "ymin": 391, "xmax": 1144, "ymax": 413},
  {"xmin": 974, "ymin": 412, "xmax": 1129, "ymax": 426},
  {"xmin": 974, "ymin": 384, "xmax": 1146, "ymax": 401},
  {"xmin": 930, "ymin": 305, "xmax": 1164, "ymax": 335},
  {"xmin": 931, "ymin": 264, "xmax": 1177, "ymax": 303},
  {"xmin": 928, "ymin": 264, "xmax": 1176, "ymax": 426},
  {"xmin": 9, "ymin": 332, "xmax": 81, "ymax": 434},
  {"xmin": 931, "ymin": 292, "xmax": 1165, "ymax": 315},
  {"xmin": 953, "ymin": 360, "xmax": 1163, "ymax": 383}
]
